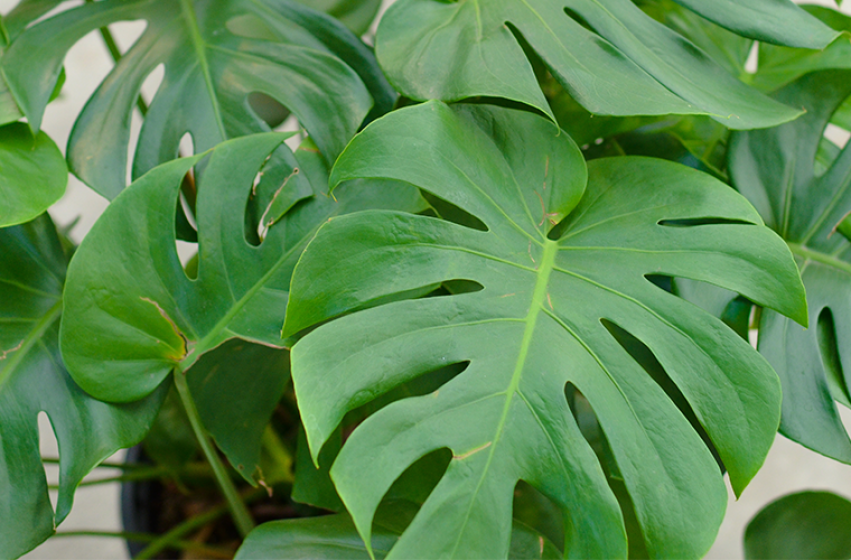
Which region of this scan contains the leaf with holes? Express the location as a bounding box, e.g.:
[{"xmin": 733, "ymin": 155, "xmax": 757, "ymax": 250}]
[
  {"xmin": 373, "ymin": 0, "xmax": 837, "ymax": 129},
  {"xmin": 0, "ymin": 215, "xmax": 165, "ymax": 559},
  {"xmin": 0, "ymin": 122, "xmax": 66, "ymax": 227},
  {"xmin": 2, "ymin": 0, "xmax": 394, "ymax": 198},
  {"xmin": 235, "ymin": 500, "xmax": 561, "ymax": 559},
  {"xmin": 729, "ymin": 70, "xmax": 851, "ymax": 463},
  {"xmin": 284, "ymin": 102, "xmax": 807, "ymax": 559},
  {"xmin": 59, "ymin": 132, "xmax": 424, "ymax": 480}
]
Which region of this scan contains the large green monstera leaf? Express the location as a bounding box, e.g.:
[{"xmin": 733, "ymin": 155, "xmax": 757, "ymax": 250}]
[
  {"xmin": 0, "ymin": 215, "xmax": 165, "ymax": 558},
  {"xmin": 1, "ymin": 0, "xmax": 393, "ymax": 198},
  {"xmin": 283, "ymin": 102, "xmax": 807, "ymax": 559},
  {"xmin": 60, "ymin": 133, "xmax": 423, "ymax": 480},
  {"xmin": 729, "ymin": 70, "xmax": 851, "ymax": 463},
  {"xmin": 374, "ymin": 0, "xmax": 837, "ymax": 129}
]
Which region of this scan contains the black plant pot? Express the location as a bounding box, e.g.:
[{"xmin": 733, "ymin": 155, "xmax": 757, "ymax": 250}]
[{"xmin": 120, "ymin": 446, "xmax": 178, "ymax": 560}]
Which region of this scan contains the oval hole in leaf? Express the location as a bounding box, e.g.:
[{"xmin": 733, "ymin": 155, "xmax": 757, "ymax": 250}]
[
  {"xmin": 657, "ymin": 217, "xmax": 754, "ymax": 227},
  {"xmin": 600, "ymin": 318, "xmax": 725, "ymax": 473},
  {"xmin": 562, "ymin": 8, "xmax": 597, "ymax": 34},
  {"xmin": 512, "ymin": 480, "xmax": 565, "ymax": 553},
  {"xmin": 382, "ymin": 448, "xmax": 452, "ymax": 510},
  {"xmin": 139, "ymin": 62, "xmax": 164, "ymax": 107},
  {"xmin": 248, "ymin": 92, "xmax": 290, "ymax": 129},
  {"xmin": 564, "ymin": 382, "xmax": 651, "ymax": 559},
  {"xmin": 420, "ymin": 191, "xmax": 488, "ymax": 232},
  {"xmin": 817, "ymin": 307, "xmax": 851, "ymax": 408},
  {"xmin": 109, "ymin": 20, "xmax": 147, "ymax": 51}
]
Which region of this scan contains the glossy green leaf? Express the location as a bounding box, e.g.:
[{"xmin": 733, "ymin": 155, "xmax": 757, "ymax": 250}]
[
  {"xmin": 295, "ymin": 0, "xmax": 382, "ymax": 35},
  {"xmin": 729, "ymin": 70, "xmax": 851, "ymax": 462},
  {"xmin": 637, "ymin": 0, "xmax": 753, "ymax": 78},
  {"xmin": 2, "ymin": 0, "xmax": 394, "ymax": 198},
  {"xmin": 59, "ymin": 133, "xmax": 423, "ymax": 473},
  {"xmin": 0, "ymin": 215, "xmax": 165, "ymax": 558},
  {"xmin": 236, "ymin": 501, "xmax": 561, "ymax": 559},
  {"xmin": 373, "ymin": 0, "xmax": 831, "ymax": 128},
  {"xmin": 744, "ymin": 491, "xmax": 851, "ymax": 560},
  {"xmin": 284, "ymin": 102, "xmax": 806, "ymax": 559},
  {"xmin": 753, "ymin": 6, "xmax": 851, "ymax": 93},
  {"xmin": 0, "ymin": 122, "xmax": 67, "ymax": 227}
]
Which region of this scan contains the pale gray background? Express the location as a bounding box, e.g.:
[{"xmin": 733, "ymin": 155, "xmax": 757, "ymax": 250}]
[{"xmin": 3, "ymin": 0, "xmax": 849, "ymax": 558}]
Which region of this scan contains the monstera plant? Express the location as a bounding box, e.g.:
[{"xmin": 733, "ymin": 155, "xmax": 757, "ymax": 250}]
[{"xmin": 1, "ymin": 0, "xmax": 850, "ymax": 558}]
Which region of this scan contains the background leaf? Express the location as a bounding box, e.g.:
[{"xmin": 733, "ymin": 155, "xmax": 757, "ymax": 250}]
[
  {"xmin": 0, "ymin": 214, "xmax": 165, "ymax": 558},
  {"xmin": 2, "ymin": 0, "xmax": 393, "ymax": 198},
  {"xmin": 728, "ymin": 69, "xmax": 851, "ymax": 462},
  {"xmin": 295, "ymin": 0, "xmax": 382, "ymax": 36},
  {"xmin": 60, "ymin": 133, "xmax": 424, "ymax": 480},
  {"xmin": 285, "ymin": 102, "xmax": 805, "ymax": 559},
  {"xmin": 373, "ymin": 0, "xmax": 834, "ymax": 128},
  {"xmin": 744, "ymin": 491, "xmax": 851, "ymax": 560},
  {"xmin": 0, "ymin": 122, "xmax": 66, "ymax": 227}
]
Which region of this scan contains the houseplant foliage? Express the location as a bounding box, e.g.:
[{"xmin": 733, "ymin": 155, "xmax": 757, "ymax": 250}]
[
  {"xmin": 1, "ymin": 0, "xmax": 850, "ymax": 559},
  {"xmin": 743, "ymin": 491, "xmax": 851, "ymax": 560}
]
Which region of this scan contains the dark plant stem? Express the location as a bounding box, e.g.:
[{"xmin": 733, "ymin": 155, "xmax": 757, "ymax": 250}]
[{"xmin": 174, "ymin": 370, "xmax": 255, "ymax": 538}]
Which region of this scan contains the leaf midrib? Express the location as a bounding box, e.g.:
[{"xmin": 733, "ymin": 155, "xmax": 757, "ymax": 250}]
[{"xmin": 449, "ymin": 238, "xmax": 558, "ymax": 556}]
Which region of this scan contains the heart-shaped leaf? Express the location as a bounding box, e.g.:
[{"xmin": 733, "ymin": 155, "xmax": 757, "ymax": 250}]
[
  {"xmin": 729, "ymin": 69, "xmax": 851, "ymax": 462},
  {"xmin": 0, "ymin": 215, "xmax": 165, "ymax": 559},
  {"xmin": 60, "ymin": 132, "xmax": 424, "ymax": 479},
  {"xmin": 374, "ymin": 0, "xmax": 836, "ymax": 129},
  {"xmin": 2, "ymin": 0, "xmax": 394, "ymax": 198},
  {"xmin": 284, "ymin": 102, "xmax": 807, "ymax": 558},
  {"xmin": 744, "ymin": 491, "xmax": 851, "ymax": 560},
  {"xmin": 0, "ymin": 122, "xmax": 66, "ymax": 227}
]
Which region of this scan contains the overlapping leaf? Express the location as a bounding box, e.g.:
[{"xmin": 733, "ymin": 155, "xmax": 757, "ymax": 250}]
[
  {"xmin": 0, "ymin": 215, "xmax": 165, "ymax": 558},
  {"xmin": 0, "ymin": 123, "xmax": 66, "ymax": 227},
  {"xmin": 60, "ymin": 132, "xmax": 424, "ymax": 479},
  {"xmin": 284, "ymin": 102, "xmax": 807, "ymax": 558},
  {"xmin": 752, "ymin": 6, "xmax": 851, "ymax": 93},
  {"xmin": 729, "ymin": 70, "xmax": 851, "ymax": 462},
  {"xmin": 236, "ymin": 501, "xmax": 561, "ymax": 559},
  {"xmin": 374, "ymin": 0, "xmax": 836, "ymax": 129},
  {"xmin": 1, "ymin": 0, "xmax": 394, "ymax": 198}
]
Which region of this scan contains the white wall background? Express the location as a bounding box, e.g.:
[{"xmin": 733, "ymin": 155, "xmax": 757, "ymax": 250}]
[{"xmin": 1, "ymin": 0, "xmax": 848, "ymax": 558}]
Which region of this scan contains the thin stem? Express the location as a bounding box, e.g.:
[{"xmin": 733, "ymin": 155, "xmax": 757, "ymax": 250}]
[
  {"xmin": 174, "ymin": 370, "xmax": 255, "ymax": 538},
  {"xmin": 53, "ymin": 531, "xmax": 233, "ymax": 559},
  {"xmin": 135, "ymin": 487, "xmax": 265, "ymax": 560}
]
